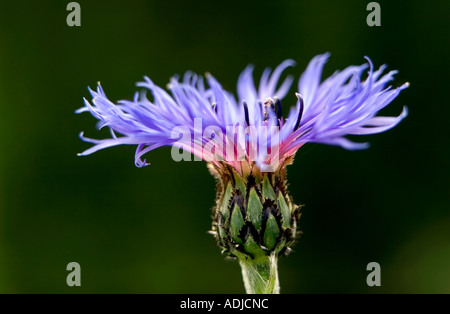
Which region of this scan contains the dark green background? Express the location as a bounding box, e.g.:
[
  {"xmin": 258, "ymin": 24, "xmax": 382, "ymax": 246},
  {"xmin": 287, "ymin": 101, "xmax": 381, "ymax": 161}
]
[{"xmin": 0, "ymin": 0, "xmax": 448, "ymax": 293}]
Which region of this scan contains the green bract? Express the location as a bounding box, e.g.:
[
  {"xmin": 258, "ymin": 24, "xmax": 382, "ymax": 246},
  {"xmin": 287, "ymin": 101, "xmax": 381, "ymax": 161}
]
[{"xmin": 209, "ymin": 159, "xmax": 301, "ymax": 260}]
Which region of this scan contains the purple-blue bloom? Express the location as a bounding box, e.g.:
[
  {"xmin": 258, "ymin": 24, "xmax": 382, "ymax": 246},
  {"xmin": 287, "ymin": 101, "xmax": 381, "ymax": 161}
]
[{"xmin": 77, "ymin": 53, "xmax": 408, "ymax": 172}]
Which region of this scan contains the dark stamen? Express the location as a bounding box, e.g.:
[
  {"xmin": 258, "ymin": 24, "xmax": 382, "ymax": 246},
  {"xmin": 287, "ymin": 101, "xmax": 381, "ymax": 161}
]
[
  {"xmin": 293, "ymin": 93, "xmax": 304, "ymax": 131},
  {"xmin": 263, "ymin": 98, "xmax": 275, "ymax": 122},
  {"xmin": 212, "ymin": 102, "xmax": 218, "ymax": 114},
  {"xmin": 243, "ymin": 100, "xmax": 249, "ymax": 126},
  {"xmin": 274, "ymin": 97, "xmax": 283, "ymax": 120}
]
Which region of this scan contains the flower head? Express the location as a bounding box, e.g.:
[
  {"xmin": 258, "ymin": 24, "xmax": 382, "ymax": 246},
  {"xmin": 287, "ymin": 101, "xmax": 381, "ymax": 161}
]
[
  {"xmin": 77, "ymin": 53, "xmax": 408, "ymax": 174},
  {"xmin": 77, "ymin": 54, "xmax": 408, "ymax": 293}
]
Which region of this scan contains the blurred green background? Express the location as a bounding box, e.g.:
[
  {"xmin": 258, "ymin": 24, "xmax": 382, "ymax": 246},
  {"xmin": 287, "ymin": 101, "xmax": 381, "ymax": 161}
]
[{"xmin": 0, "ymin": 0, "xmax": 448, "ymax": 293}]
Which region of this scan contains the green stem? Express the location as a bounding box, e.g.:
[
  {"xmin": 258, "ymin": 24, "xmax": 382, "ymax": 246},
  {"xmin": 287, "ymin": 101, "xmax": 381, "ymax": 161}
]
[{"xmin": 239, "ymin": 253, "xmax": 280, "ymax": 294}]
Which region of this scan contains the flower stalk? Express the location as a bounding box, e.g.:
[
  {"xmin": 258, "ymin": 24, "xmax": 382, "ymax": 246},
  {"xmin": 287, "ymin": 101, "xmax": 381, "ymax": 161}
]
[{"xmin": 239, "ymin": 253, "xmax": 280, "ymax": 294}]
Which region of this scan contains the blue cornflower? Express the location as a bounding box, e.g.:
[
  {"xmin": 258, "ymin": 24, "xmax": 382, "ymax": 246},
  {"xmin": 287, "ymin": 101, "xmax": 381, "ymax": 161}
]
[
  {"xmin": 77, "ymin": 53, "xmax": 407, "ymax": 173},
  {"xmin": 77, "ymin": 53, "xmax": 408, "ymax": 294}
]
